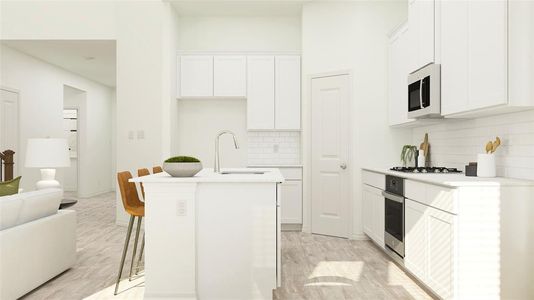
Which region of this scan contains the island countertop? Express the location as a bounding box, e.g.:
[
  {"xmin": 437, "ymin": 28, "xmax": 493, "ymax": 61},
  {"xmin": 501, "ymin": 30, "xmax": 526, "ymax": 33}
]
[{"xmin": 130, "ymin": 168, "xmax": 285, "ymax": 183}]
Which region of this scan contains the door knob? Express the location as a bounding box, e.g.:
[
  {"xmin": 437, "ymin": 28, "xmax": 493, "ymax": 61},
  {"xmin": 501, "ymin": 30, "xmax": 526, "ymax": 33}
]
[{"xmin": 340, "ymin": 163, "xmax": 347, "ymax": 170}]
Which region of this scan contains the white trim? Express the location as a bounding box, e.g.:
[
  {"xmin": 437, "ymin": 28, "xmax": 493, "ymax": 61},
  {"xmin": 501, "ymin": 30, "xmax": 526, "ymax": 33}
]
[{"xmin": 351, "ymin": 233, "xmax": 369, "ymax": 241}]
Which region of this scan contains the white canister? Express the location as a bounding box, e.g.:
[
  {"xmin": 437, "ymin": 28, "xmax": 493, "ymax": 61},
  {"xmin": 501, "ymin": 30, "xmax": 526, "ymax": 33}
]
[
  {"xmin": 417, "ymin": 150, "xmax": 425, "ymax": 167},
  {"xmin": 477, "ymin": 153, "xmax": 496, "ymax": 177}
]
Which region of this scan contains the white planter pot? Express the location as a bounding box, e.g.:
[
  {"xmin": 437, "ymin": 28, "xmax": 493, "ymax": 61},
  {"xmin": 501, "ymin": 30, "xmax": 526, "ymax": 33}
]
[
  {"xmin": 477, "ymin": 153, "xmax": 496, "ymax": 178},
  {"xmin": 163, "ymin": 162, "xmax": 202, "ymax": 177}
]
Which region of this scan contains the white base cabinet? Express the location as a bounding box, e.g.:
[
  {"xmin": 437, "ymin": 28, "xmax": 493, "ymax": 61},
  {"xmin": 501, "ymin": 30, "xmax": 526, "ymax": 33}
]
[
  {"xmin": 362, "ymin": 184, "xmax": 385, "ymax": 248},
  {"xmin": 403, "ymin": 179, "xmax": 534, "ymax": 300},
  {"xmin": 405, "ymin": 199, "xmax": 455, "ymax": 299}
]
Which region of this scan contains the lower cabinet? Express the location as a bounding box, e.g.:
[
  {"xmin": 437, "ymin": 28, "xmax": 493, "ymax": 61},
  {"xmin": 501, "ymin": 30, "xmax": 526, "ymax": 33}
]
[
  {"xmin": 362, "ymin": 184, "xmax": 384, "ymax": 247},
  {"xmin": 280, "ymin": 180, "xmax": 302, "ymax": 224},
  {"xmin": 405, "ymin": 198, "xmax": 455, "ymax": 299}
]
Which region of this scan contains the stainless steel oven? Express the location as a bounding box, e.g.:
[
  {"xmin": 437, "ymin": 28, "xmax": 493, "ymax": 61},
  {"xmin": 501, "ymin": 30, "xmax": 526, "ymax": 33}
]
[{"xmin": 383, "ymin": 175, "xmax": 405, "ymax": 260}]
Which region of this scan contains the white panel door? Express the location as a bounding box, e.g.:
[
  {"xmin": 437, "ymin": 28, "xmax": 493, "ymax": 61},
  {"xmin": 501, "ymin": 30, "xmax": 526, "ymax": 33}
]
[
  {"xmin": 180, "ymin": 55, "xmax": 213, "ymax": 97},
  {"xmin": 0, "ymin": 88, "xmax": 19, "ymax": 176},
  {"xmin": 275, "ymin": 56, "xmax": 301, "ymax": 130},
  {"xmin": 280, "ymin": 180, "xmax": 302, "ymax": 224},
  {"xmin": 373, "ymin": 188, "xmax": 385, "ymax": 247},
  {"xmin": 311, "ymin": 74, "xmax": 350, "ymax": 238},
  {"xmin": 405, "ymin": 199, "xmax": 428, "ymax": 282},
  {"xmin": 427, "ymin": 207, "xmax": 455, "ymax": 299},
  {"xmin": 214, "ymin": 55, "xmax": 247, "ymax": 97},
  {"xmin": 247, "ymin": 56, "xmax": 275, "ymax": 129}
]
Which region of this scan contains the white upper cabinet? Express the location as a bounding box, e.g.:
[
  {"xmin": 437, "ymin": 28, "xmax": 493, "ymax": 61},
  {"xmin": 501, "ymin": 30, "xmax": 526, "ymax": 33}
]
[
  {"xmin": 440, "ymin": 0, "xmax": 533, "ymax": 117},
  {"xmin": 214, "ymin": 56, "xmax": 247, "ymax": 97},
  {"xmin": 247, "ymin": 56, "xmax": 275, "ymax": 130},
  {"xmin": 408, "ymin": 0, "xmax": 435, "ymax": 72},
  {"xmin": 441, "ymin": 0, "xmax": 507, "ymax": 116},
  {"xmin": 180, "ymin": 56, "xmax": 214, "ymax": 97},
  {"xmin": 388, "ymin": 24, "xmax": 416, "ymax": 126},
  {"xmin": 275, "ymin": 56, "xmax": 301, "ymax": 130}
]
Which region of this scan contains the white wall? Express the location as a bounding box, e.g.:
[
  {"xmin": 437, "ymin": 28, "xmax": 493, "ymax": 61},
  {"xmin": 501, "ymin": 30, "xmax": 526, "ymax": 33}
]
[
  {"xmin": 174, "ymin": 15, "xmax": 301, "ymax": 168},
  {"xmin": 177, "ymin": 16, "xmax": 301, "ymax": 52},
  {"xmin": 1, "ymin": 1, "xmax": 180, "ymax": 225},
  {"xmin": 412, "ymin": 110, "xmax": 534, "ymax": 180},
  {"xmin": 301, "ymin": 1, "xmax": 411, "ymax": 238},
  {"xmin": 0, "ymin": 45, "xmax": 113, "ymax": 196}
]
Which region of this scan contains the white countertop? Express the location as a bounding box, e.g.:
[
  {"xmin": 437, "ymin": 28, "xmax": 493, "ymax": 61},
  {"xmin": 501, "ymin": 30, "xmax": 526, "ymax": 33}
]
[
  {"xmin": 362, "ymin": 167, "xmax": 534, "ymax": 187},
  {"xmin": 130, "ymin": 168, "xmax": 285, "ymax": 183},
  {"xmin": 247, "ymin": 164, "xmax": 303, "ymax": 168}
]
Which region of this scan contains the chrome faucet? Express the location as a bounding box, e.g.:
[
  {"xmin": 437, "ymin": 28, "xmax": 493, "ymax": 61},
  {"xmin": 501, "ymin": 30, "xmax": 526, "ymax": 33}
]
[{"xmin": 214, "ymin": 130, "xmax": 239, "ymax": 173}]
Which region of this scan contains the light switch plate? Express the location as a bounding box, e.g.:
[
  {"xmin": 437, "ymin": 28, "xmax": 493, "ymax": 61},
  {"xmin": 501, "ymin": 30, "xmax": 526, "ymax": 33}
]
[
  {"xmin": 177, "ymin": 200, "xmax": 187, "ymax": 216},
  {"xmin": 128, "ymin": 131, "xmax": 135, "ymax": 140}
]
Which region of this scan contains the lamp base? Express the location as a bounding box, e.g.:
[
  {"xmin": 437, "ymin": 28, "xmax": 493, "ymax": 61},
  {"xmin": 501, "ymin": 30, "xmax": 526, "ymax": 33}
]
[{"xmin": 36, "ymin": 169, "xmax": 61, "ymax": 190}]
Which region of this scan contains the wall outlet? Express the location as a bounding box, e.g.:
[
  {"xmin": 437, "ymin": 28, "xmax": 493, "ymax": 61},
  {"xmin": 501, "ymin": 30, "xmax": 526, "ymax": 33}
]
[
  {"xmin": 177, "ymin": 200, "xmax": 187, "ymax": 216},
  {"xmin": 273, "ymin": 144, "xmax": 279, "ymax": 153}
]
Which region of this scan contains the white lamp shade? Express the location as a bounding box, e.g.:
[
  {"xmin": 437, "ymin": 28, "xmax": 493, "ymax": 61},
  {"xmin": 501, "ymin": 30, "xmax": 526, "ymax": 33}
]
[{"xmin": 25, "ymin": 138, "xmax": 70, "ymax": 168}]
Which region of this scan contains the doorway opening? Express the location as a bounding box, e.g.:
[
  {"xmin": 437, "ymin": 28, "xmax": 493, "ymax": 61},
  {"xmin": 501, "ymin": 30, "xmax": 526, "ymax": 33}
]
[{"xmin": 63, "ymin": 85, "xmax": 86, "ymax": 196}]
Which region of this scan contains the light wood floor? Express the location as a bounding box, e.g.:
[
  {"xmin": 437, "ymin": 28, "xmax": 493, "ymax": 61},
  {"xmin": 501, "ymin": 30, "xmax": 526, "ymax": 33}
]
[{"xmin": 22, "ymin": 192, "xmax": 432, "ymax": 300}]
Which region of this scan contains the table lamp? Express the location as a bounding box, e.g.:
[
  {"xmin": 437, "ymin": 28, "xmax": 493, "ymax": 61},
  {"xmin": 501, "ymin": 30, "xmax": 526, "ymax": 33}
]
[{"xmin": 25, "ymin": 138, "xmax": 70, "ymax": 190}]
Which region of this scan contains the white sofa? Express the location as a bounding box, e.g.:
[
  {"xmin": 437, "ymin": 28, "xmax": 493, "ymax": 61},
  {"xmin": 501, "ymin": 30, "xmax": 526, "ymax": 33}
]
[{"xmin": 0, "ymin": 188, "xmax": 76, "ymax": 300}]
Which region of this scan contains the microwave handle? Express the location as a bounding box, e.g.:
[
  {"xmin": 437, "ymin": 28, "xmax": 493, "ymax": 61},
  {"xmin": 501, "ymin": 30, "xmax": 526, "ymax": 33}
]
[{"xmin": 419, "ymin": 79, "xmax": 423, "ymax": 109}]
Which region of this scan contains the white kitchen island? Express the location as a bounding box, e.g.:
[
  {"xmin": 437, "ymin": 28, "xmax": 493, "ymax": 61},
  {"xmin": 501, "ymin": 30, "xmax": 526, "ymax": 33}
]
[{"xmin": 131, "ymin": 168, "xmax": 284, "ymax": 300}]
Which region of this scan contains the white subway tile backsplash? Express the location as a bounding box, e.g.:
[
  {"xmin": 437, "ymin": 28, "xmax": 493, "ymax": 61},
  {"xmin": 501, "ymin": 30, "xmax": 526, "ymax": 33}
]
[
  {"xmin": 247, "ymin": 131, "xmax": 301, "ymax": 165},
  {"xmin": 412, "ymin": 110, "xmax": 534, "ymax": 180}
]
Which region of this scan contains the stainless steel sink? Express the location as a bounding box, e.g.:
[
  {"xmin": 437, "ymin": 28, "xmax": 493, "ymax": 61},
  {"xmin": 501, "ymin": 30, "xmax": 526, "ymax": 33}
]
[{"xmin": 220, "ymin": 171, "xmax": 266, "ymax": 175}]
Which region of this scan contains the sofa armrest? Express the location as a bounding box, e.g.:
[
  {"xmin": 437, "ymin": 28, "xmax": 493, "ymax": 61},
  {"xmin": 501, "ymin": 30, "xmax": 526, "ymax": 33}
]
[{"xmin": 0, "ymin": 210, "xmax": 76, "ymax": 300}]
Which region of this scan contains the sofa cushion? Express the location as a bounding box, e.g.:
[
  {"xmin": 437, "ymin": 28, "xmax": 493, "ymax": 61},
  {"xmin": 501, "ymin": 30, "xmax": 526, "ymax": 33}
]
[
  {"xmin": 0, "ymin": 194, "xmax": 23, "ymax": 230},
  {"xmin": 0, "ymin": 176, "xmax": 22, "ymax": 197},
  {"xmin": 17, "ymin": 189, "xmax": 63, "ymax": 226}
]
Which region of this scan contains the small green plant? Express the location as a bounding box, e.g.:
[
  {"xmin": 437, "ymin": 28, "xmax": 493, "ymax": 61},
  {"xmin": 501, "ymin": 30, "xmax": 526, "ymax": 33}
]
[
  {"xmin": 400, "ymin": 145, "xmax": 418, "ymax": 166},
  {"xmin": 164, "ymin": 156, "xmax": 200, "ymax": 163}
]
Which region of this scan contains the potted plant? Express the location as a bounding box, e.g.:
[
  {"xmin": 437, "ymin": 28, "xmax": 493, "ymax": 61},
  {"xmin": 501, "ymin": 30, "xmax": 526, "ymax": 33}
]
[
  {"xmin": 400, "ymin": 145, "xmax": 418, "ymax": 167},
  {"xmin": 163, "ymin": 156, "xmax": 202, "ymax": 177}
]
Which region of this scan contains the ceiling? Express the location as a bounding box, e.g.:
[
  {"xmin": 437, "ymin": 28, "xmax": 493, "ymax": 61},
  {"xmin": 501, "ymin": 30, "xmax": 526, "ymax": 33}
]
[
  {"xmin": 2, "ymin": 40, "xmax": 116, "ymax": 87},
  {"xmin": 169, "ymin": 0, "xmax": 308, "ymax": 17}
]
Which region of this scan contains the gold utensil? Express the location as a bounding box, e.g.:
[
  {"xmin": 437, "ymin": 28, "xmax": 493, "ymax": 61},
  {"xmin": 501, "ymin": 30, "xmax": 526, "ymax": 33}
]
[
  {"xmin": 491, "ymin": 136, "xmax": 501, "ymax": 153},
  {"xmin": 485, "ymin": 141, "xmax": 493, "ymax": 154}
]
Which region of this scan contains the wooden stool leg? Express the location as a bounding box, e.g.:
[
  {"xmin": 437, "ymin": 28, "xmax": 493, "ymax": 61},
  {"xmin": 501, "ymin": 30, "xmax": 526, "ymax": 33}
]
[
  {"xmin": 135, "ymin": 232, "xmax": 145, "ymax": 275},
  {"xmin": 114, "ymin": 215, "xmax": 135, "ymax": 295},
  {"xmin": 129, "ymin": 216, "xmax": 143, "ymax": 281}
]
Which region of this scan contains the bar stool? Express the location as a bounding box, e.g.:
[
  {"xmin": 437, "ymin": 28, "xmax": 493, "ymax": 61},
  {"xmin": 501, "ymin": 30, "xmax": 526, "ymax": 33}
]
[
  {"xmin": 134, "ymin": 168, "xmax": 150, "ymax": 276},
  {"xmin": 153, "ymin": 166, "xmax": 163, "ymax": 173},
  {"xmin": 115, "ymin": 171, "xmax": 145, "ymax": 295}
]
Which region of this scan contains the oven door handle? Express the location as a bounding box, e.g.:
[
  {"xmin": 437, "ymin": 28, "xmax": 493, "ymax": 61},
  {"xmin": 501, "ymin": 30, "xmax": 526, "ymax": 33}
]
[{"xmin": 382, "ymin": 191, "xmax": 404, "ymax": 204}]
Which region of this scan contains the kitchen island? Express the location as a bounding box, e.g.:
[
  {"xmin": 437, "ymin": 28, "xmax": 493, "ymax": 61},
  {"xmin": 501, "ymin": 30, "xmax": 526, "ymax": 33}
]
[{"xmin": 131, "ymin": 168, "xmax": 284, "ymax": 300}]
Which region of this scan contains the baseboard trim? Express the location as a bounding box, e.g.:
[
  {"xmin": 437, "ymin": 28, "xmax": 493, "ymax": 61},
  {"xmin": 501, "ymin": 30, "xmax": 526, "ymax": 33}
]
[
  {"xmin": 350, "ymin": 233, "xmax": 369, "ymax": 240},
  {"xmin": 78, "ymin": 189, "xmax": 113, "ymax": 198},
  {"xmin": 281, "ymin": 223, "xmax": 302, "ymax": 232}
]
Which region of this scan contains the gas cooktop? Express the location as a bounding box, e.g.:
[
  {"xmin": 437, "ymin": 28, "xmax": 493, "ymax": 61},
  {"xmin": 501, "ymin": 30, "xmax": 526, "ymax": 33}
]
[{"xmin": 390, "ymin": 166, "xmax": 462, "ymax": 174}]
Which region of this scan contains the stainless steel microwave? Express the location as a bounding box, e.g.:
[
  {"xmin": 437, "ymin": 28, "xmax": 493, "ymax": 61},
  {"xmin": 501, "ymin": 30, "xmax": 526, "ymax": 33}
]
[{"xmin": 407, "ymin": 63, "xmax": 441, "ymax": 119}]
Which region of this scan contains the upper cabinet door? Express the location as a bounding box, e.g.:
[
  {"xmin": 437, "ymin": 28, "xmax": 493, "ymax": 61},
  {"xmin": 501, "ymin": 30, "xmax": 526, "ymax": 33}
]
[
  {"xmin": 214, "ymin": 56, "xmax": 247, "ymax": 97},
  {"xmin": 408, "ymin": 0, "xmax": 435, "ymax": 72},
  {"xmin": 275, "ymin": 56, "xmax": 301, "ymax": 130},
  {"xmin": 180, "ymin": 56, "xmax": 214, "ymax": 97},
  {"xmin": 441, "ymin": 0, "xmax": 507, "ymax": 115},
  {"xmin": 247, "ymin": 56, "xmax": 275, "ymax": 130},
  {"xmin": 388, "ymin": 24, "xmax": 415, "ymax": 126}
]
